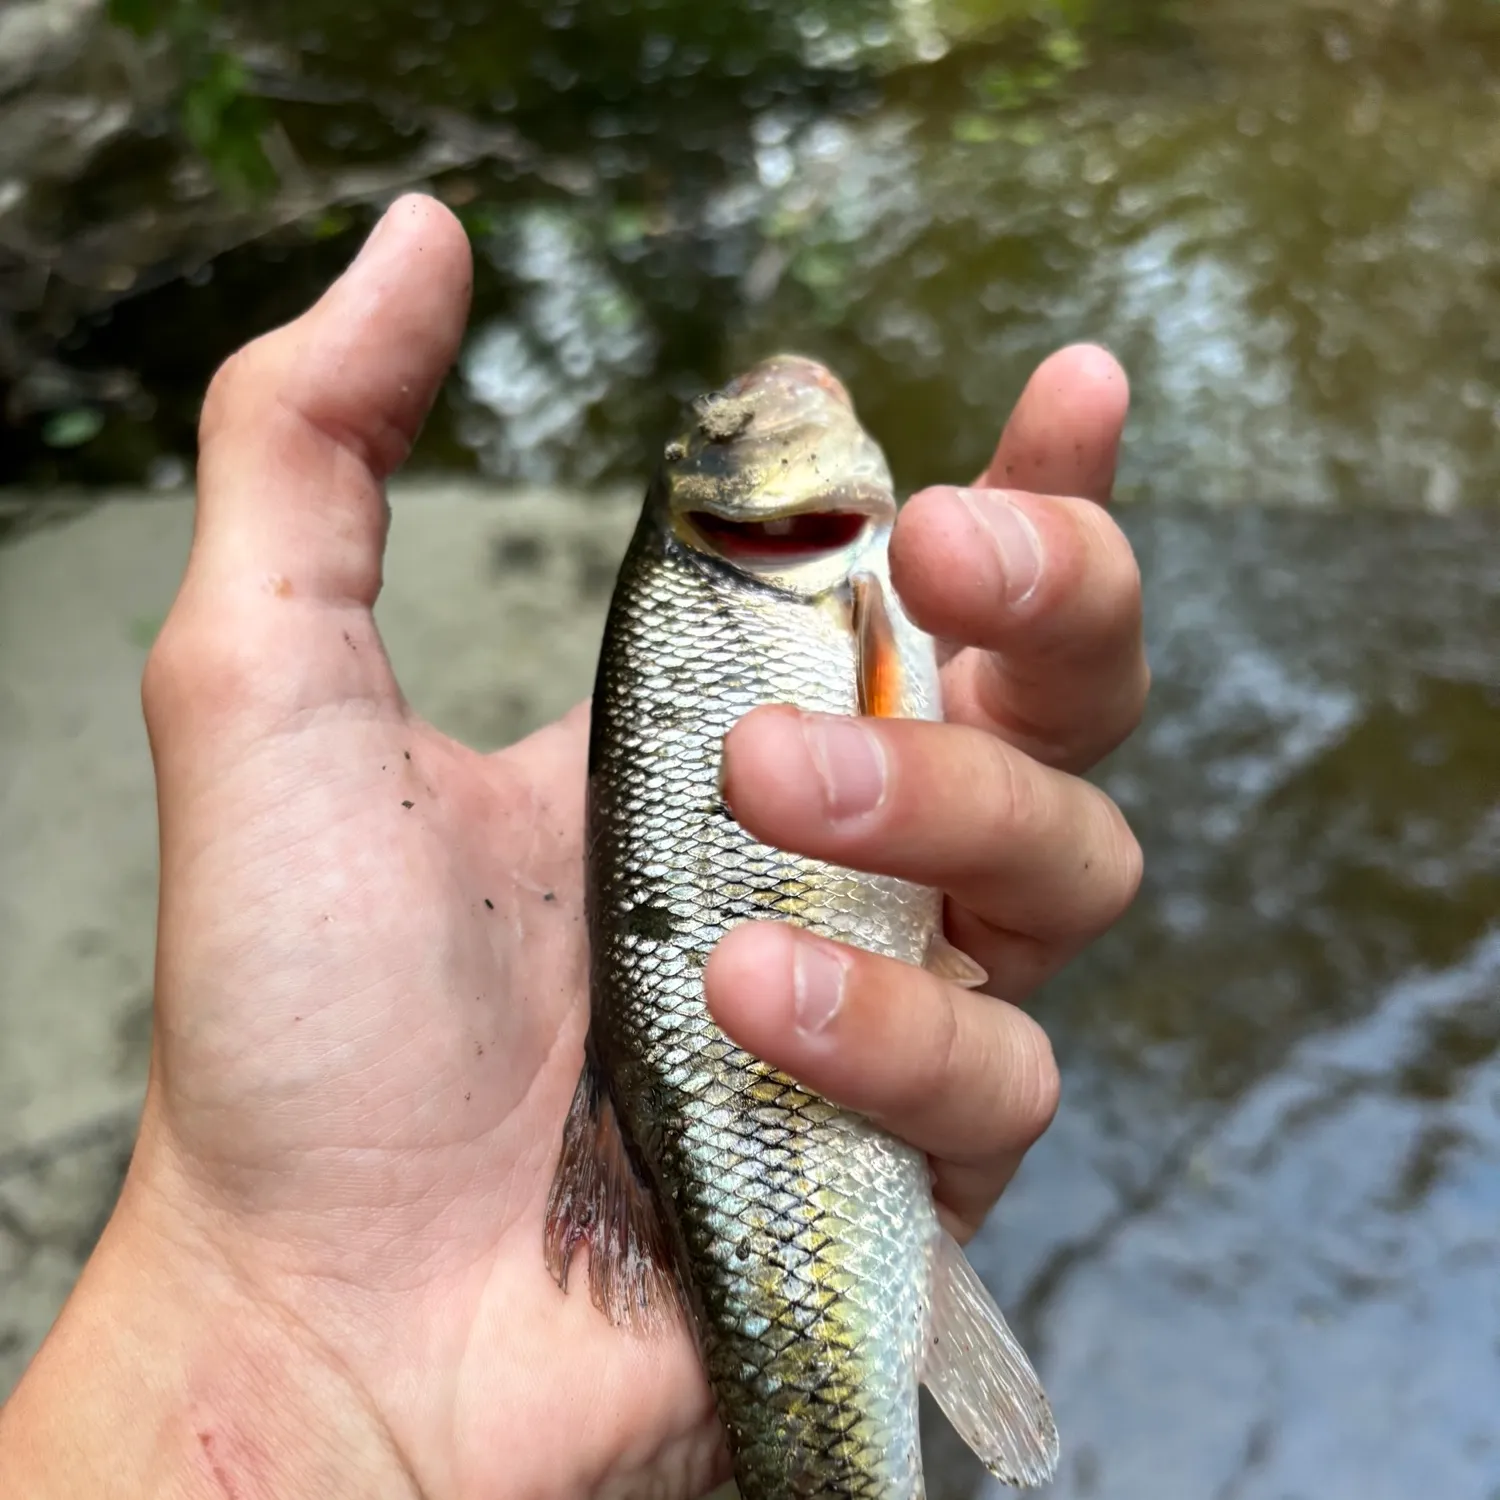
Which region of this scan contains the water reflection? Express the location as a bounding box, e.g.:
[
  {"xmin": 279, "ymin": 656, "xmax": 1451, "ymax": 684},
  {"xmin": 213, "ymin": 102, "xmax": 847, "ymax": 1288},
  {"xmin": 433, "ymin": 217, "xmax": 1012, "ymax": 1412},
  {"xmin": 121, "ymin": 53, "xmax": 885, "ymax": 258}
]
[
  {"xmin": 948, "ymin": 504, "xmax": 1500, "ymax": 1500},
  {"xmin": 5, "ymin": 1, "xmax": 1500, "ymax": 505},
  {"xmin": 458, "ymin": 206, "xmax": 654, "ymax": 484}
]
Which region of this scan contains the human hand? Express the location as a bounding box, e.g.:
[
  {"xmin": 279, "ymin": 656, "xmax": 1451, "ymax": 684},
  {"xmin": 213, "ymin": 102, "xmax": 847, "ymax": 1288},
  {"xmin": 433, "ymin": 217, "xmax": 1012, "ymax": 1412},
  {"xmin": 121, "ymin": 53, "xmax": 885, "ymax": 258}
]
[
  {"xmin": 710, "ymin": 342, "xmax": 1146, "ymax": 1240},
  {"xmin": 0, "ymin": 196, "xmax": 1145, "ymax": 1500}
]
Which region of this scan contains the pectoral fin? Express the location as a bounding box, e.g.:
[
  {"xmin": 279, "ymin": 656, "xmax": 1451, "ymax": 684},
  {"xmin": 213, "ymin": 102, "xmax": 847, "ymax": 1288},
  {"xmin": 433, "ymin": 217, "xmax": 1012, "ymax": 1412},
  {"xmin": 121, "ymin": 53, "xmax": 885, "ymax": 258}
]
[
  {"xmin": 924, "ymin": 930, "xmax": 990, "ymax": 989},
  {"xmin": 851, "ymin": 570, "xmax": 907, "ymax": 719},
  {"xmin": 544, "ymin": 1048, "xmax": 687, "ymax": 1332},
  {"xmin": 921, "ymin": 1228, "xmax": 1060, "ymax": 1488}
]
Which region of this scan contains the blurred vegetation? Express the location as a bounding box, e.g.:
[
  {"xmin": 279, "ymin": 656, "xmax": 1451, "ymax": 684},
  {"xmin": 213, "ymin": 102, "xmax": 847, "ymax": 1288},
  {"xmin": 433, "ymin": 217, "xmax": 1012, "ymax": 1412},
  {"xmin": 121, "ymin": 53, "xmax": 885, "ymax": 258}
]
[
  {"xmin": 106, "ymin": 0, "xmax": 277, "ymax": 199},
  {"xmin": 6, "ymin": 0, "xmax": 1500, "ymax": 505},
  {"xmin": 5, "ymin": 0, "xmax": 1181, "ymax": 488},
  {"xmin": 102, "ymin": 0, "xmax": 1137, "ymax": 201}
]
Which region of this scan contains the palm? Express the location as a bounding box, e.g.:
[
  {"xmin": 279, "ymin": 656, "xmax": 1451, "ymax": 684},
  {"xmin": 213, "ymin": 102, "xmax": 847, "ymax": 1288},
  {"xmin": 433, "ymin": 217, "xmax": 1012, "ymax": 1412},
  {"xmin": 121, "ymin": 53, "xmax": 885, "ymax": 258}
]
[{"xmin": 154, "ymin": 686, "xmax": 721, "ymax": 1500}]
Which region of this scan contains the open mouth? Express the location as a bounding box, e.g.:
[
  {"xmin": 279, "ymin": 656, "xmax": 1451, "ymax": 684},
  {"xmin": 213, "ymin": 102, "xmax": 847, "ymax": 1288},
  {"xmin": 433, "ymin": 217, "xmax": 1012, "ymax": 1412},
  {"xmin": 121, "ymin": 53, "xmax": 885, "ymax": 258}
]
[{"xmin": 688, "ymin": 510, "xmax": 868, "ymax": 563}]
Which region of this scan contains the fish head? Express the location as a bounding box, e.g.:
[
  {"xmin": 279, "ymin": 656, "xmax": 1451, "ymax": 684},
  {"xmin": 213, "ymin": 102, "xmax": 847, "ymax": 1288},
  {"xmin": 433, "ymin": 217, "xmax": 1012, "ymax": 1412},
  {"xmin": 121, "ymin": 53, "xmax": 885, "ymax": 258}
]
[{"xmin": 653, "ymin": 354, "xmax": 895, "ymax": 597}]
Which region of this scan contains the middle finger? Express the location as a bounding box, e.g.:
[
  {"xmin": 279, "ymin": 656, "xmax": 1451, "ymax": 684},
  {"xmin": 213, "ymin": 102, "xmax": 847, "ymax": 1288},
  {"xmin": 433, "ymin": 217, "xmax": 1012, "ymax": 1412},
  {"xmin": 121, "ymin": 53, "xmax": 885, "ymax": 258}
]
[{"xmin": 721, "ymin": 706, "xmax": 1141, "ymax": 951}]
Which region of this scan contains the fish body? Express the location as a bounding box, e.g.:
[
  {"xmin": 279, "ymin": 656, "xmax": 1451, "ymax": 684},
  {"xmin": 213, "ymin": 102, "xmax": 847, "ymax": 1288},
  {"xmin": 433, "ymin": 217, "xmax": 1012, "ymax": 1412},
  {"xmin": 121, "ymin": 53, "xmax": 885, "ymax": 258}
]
[{"xmin": 546, "ymin": 356, "xmax": 1057, "ymax": 1499}]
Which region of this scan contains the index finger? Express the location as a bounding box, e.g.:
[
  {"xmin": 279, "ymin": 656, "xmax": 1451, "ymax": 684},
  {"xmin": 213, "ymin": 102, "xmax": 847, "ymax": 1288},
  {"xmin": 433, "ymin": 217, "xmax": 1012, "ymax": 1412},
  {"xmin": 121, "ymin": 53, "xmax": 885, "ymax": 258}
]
[
  {"xmin": 975, "ymin": 342, "xmax": 1128, "ymax": 501},
  {"xmin": 889, "ymin": 346, "xmax": 1148, "ymax": 772}
]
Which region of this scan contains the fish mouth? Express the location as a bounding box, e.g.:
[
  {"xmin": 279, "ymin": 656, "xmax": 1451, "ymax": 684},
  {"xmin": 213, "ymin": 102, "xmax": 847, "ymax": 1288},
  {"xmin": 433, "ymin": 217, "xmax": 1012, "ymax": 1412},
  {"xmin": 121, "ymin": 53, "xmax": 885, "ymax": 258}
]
[
  {"xmin": 684, "ymin": 508, "xmax": 870, "ymax": 564},
  {"xmin": 664, "ymin": 354, "xmax": 892, "ymax": 584}
]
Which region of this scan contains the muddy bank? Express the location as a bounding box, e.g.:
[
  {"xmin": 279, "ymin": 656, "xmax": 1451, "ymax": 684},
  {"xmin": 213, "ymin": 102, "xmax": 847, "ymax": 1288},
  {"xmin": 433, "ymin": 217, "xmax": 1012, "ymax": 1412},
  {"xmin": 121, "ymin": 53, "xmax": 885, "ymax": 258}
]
[{"xmin": 0, "ymin": 481, "xmax": 638, "ymax": 1391}]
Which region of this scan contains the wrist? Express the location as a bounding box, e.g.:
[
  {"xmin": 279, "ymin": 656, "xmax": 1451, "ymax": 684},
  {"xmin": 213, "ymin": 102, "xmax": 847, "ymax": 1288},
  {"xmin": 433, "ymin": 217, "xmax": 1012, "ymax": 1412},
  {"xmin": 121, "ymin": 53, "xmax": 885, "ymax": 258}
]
[{"xmin": 0, "ymin": 1125, "xmax": 419, "ymax": 1500}]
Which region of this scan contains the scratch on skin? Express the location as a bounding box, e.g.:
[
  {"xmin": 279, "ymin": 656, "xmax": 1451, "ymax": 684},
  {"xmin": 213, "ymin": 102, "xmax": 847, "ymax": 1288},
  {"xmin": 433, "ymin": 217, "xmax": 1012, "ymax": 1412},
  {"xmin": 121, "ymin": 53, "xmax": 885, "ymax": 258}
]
[{"xmin": 197, "ymin": 1430, "xmax": 241, "ymax": 1500}]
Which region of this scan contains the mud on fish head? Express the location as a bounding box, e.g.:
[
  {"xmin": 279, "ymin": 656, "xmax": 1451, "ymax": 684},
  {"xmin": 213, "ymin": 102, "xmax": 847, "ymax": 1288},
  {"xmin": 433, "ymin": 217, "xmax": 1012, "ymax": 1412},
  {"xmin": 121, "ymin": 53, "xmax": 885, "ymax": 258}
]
[{"xmin": 653, "ymin": 354, "xmax": 896, "ymax": 598}]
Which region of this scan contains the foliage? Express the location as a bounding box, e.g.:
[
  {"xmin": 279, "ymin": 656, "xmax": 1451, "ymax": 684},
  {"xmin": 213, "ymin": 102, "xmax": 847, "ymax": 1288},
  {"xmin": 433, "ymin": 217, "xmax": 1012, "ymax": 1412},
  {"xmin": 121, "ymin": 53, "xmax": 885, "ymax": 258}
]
[{"xmin": 106, "ymin": 0, "xmax": 277, "ymax": 200}]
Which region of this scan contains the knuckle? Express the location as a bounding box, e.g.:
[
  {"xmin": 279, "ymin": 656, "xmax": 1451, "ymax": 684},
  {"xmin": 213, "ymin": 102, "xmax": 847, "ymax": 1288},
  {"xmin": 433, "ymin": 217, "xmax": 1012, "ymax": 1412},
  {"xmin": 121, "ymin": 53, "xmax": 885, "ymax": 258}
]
[
  {"xmin": 1079, "ymin": 653, "xmax": 1151, "ymax": 767},
  {"xmin": 140, "ymin": 615, "xmax": 192, "ymax": 729},
  {"xmin": 1101, "ymin": 553, "xmax": 1144, "ymax": 650},
  {"xmin": 200, "ymin": 349, "xmax": 249, "ymax": 434},
  {"xmin": 200, "ymin": 336, "xmax": 276, "ymax": 442},
  {"xmin": 978, "ymin": 739, "xmax": 1047, "ymax": 852},
  {"xmin": 1087, "ymin": 794, "xmax": 1145, "ymax": 932},
  {"xmin": 1029, "ymin": 502, "xmax": 1091, "ymax": 616},
  {"xmin": 141, "ymin": 609, "xmax": 263, "ymax": 735},
  {"xmin": 1084, "ymin": 503, "xmax": 1139, "ymax": 584},
  {"xmin": 1078, "ymin": 507, "xmax": 1144, "ymax": 650},
  {"xmin": 890, "ymin": 975, "xmax": 962, "ymax": 1120},
  {"xmin": 1007, "ymin": 1013, "xmax": 1060, "ymax": 1146},
  {"xmin": 1042, "ymin": 499, "xmax": 1142, "ymax": 650},
  {"xmin": 1116, "ymin": 821, "xmax": 1146, "ymax": 913},
  {"xmin": 1121, "ymin": 653, "xmax": 1152, "ymax": 731}
]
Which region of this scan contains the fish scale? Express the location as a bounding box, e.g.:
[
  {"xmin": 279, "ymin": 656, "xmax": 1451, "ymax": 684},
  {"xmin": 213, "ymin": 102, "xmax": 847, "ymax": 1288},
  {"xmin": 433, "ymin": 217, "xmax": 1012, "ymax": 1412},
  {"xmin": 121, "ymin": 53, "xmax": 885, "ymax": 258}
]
[
  {"xmin": 590, "ymin": 519, "xmax": 935, "ymax": 1499},
  {"xmin": 545, "ymin": 354, "xmax": 1059, "ymax": 1500}
]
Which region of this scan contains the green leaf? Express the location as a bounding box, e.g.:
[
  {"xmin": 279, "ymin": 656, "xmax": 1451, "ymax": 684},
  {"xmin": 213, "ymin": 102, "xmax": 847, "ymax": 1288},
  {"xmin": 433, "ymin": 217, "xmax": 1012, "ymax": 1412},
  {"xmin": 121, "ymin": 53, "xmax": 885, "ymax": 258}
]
[
  {"xmin": 605, "ymin": 205, "xmax": 651, "ymax": 248},
  {"xmin": 305, "ymin": 207, "xmax": 354, "ymax": 241},
  {"xmin": 1041, "ymin": 26, "xmax": 1087, "ymax": 70},
  {"xmin": 182, "ymin": 53, "xmax": 277, "ymax": 199}
]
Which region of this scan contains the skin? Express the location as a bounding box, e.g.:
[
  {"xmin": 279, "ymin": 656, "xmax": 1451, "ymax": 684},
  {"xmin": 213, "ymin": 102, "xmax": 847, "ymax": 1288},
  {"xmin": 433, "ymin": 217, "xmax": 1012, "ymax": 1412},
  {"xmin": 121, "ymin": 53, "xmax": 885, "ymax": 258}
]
[{"xmin": 0, "ymin": 195, "xmax": 1147, "ymax": 1500}]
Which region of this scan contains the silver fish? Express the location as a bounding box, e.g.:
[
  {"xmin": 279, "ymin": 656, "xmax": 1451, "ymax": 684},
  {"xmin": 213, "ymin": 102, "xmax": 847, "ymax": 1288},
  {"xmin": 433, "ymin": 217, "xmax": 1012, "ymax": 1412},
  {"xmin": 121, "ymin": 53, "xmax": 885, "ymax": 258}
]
[{"xmin": 546, "ymin": 354, "xmax": 1058, "ymax": 1499}]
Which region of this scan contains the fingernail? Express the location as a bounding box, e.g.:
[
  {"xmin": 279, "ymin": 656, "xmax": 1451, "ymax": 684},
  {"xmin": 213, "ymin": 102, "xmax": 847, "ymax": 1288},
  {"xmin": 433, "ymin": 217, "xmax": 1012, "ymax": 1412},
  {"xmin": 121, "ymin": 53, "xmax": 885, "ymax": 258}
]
[
  {"xmin": 793, "ymin": 939, "xmax": 847, "ymax": 1034},
  {"xmin": 799, "ymin": 713, "xmax": 887, "ymax": 822},
  {"xmin": 956, "ymin": 489, "xmax": 1044, "ymax": 605}
]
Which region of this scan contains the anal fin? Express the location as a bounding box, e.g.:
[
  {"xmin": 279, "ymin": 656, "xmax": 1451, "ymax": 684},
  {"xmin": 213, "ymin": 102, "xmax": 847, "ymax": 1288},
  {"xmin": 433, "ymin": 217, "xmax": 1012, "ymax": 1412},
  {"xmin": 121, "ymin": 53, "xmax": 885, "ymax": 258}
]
[
  {"xmin": 924, "ymin": 931, "xmax": 990, "ymax": 990},
  {"xmin": 921, "ymin": 1228, "xmax": 1059, "ymax": 1489},
  {"xmin": 544, "ymin": 1049, "xmax": 687, "ymax": 1332}
]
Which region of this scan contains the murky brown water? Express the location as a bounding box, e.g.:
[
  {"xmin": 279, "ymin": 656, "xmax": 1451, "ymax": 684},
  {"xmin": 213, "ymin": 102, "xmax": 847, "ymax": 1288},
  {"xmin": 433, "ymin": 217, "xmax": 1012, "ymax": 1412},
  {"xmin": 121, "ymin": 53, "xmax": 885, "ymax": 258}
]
[{"xmin": 3, "ymin": 2, "xmax": 1498, "ymax": 1494}]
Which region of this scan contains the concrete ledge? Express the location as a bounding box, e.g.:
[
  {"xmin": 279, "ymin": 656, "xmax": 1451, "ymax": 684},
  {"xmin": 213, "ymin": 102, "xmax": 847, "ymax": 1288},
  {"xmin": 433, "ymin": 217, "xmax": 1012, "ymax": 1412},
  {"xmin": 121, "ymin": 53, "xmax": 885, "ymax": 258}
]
[{"xmin": 0, "ymin": 481, "xmax": 641, "ymax": 1394}]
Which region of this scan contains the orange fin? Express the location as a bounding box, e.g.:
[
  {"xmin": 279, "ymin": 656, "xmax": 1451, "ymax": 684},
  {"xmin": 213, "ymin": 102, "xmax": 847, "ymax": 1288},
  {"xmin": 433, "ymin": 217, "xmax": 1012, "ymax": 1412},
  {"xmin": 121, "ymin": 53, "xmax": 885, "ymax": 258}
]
[
  {"xmin": 852, "ymin": 570, "xmax": 907, "ymax": 719},
  {"xmin": 544, "ymin": 1048, "xmax": 688, "ymax": 1332},
  {"xmin": 925, "ymin": 931, "xmax": 990, "ymax": 989}
]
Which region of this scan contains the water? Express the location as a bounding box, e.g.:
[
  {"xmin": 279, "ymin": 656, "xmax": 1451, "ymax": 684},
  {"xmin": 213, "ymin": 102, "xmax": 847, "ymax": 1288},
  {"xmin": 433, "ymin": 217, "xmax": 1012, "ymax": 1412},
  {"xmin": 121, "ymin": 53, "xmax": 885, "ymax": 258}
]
[
  {"xmin": 958, "ymin": 504, "xmax": 1500, "ymax": 1498},
  {"xmin": 3, "ymin": 2, "xmax": 1499, "ymax": 1494},
  {"xmin": 6, "ymin": 1, "xmax": 1500, "ymax": 507}
]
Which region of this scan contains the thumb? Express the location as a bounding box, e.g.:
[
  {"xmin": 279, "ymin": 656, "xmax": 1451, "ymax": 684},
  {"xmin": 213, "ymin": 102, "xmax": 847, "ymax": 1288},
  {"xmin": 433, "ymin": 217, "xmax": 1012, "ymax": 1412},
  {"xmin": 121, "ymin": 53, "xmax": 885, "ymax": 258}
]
[
  {"xmin": 193, "ymin": 192, "xmax": 471, "ymax": 608},
  {"xmin": 144, "ymin": 195, "xmax": 472, "ymax": 753}
]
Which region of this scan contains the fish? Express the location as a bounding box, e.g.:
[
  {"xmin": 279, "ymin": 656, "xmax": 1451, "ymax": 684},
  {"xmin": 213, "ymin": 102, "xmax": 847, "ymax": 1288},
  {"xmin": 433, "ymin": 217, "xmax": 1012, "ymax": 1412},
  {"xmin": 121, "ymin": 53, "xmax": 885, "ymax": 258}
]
[{"xmin": 545, "ymin": 353, "xmax": 1059, "ymax": 1498}]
